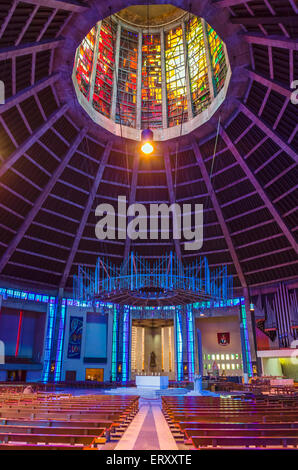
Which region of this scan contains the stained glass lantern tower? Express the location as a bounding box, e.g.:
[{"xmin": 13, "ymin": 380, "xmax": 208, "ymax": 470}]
[{"xmin": 72, "ymin": 7, "xmax": 231, "ymax": 142}]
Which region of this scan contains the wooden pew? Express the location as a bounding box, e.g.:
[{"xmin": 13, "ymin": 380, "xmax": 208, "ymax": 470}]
[
  {"xmin": 0, "ymin": 424, "xmax": 105, "ymax": 436},
  {"xmin": 191, "ymin": 435, "xmax": 298, "ymax": 448},
  {"xmin": 0, "ymin": 443, "xmax": 84, "ymax": 450},
  {"xmin": 183, "ymin": 428, "xmax": 298, "ymax": 438},
  {"xmin": 0, "ymin": 432, "xmax": 96, "ymax": 446},
  {"xmin": 0, "ymin": 394, "xmax": 139, "ymax": 449},
  {"xmin": 162, "ymin": 395, "xmax": 298, "ymax": 449},
  {"xmin": 178, "ymin": 422, "xmax": 298, "ymax": 431}
]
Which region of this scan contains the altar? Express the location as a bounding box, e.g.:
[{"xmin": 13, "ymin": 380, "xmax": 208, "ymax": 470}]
[{"xmin": 136, "ymin": 375, "xmax": 169, "ymax": 390}]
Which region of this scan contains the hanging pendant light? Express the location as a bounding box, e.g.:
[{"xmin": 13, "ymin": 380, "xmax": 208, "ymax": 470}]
[
  {"xmin": 141, "ymin": 128, "xmax": 154, "ymax": 155},
  {"xmin": 141, "ymin": 2, "xmax": 154, "ymax": 156}
]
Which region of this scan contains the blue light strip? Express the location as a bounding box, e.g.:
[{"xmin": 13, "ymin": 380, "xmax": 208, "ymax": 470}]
[
  {"xmin": 186, "ymin": 304, "xmax": 195, "ymax": 381},
  {"xmin": 0, "ymin": 286, "xmax": 241, "ymax": 310},
  {"xmin": 240, "ymin": 302, "xmax": 253, "ymax": 378},
  {"xmin": 0, "ymin": 287, "xmax": 50, "ymax": 303},
  {"xmin": 54, "ymin": 299, "xmax": 67, "ymax": 383},
  {"xmin": 175, "ymin": 307, "xmax": 183, "ymax": 382},
  {"xmin": 122, "ymin": 305, "xmax": 130, "ymax": 382},
  {"xmin": 111, "ymin": 305, "xmax": 118, "ymax": 382},
  {"xmin": 42, "ymin": 297, "xmax": 56, "ymax": 383}
]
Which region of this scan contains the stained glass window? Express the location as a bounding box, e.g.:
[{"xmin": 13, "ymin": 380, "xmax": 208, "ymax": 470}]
[
  {"xmin": 141, "ymin": 34, "xmax": 162, "ymax": 129},
  {"xmin": 207, "ymin": 24, "xmax": 227, "ymax": 94},
  {"xmin": 165, "ymin": 25, "xmax": 188, "ymax": 127},
  {"xmin": 75, "ymin": 27, "xmax": 96, "ymax": 99},
  {"xmin": 187, "ymin": 16, "xmax": 210, "ymax": 116},
  {"xmin": 73, "ymin": 12, "xmax": 229, "ymax": 136},
  {"xmin": 92, "ymin": 19, "xmax": 116, "ymax": 118},
  {"xmin": 116, "ymin": 28, "xmax": 138, "ymax": 128}
]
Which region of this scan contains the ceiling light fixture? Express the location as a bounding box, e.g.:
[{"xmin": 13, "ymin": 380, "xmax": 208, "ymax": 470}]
[{"xmin": 141, "ymin": 128, "xmax": 154, "ymax": 155}]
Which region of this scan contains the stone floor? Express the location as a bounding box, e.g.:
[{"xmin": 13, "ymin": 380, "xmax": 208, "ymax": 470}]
[{"xmin": 101, "ymin": 397, "xmax": 183, "ymax": 451}]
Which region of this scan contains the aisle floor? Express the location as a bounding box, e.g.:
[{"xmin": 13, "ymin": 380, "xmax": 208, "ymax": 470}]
[{"xmin": 115, "ymin": 398, "xmax": 179, "ymax": 451}]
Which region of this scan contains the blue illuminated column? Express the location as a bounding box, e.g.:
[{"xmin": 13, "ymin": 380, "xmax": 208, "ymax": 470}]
[
  {"xmin": 186, "ymin": 304, "xmax": 195, "ymax": 381},
  {"xmin": 54, "ymin": 298, "xmax": 67, "ymax": 382},
  {"xmin": 239, "ymin": 299, "xmax": 253, "ymax": 379},
  {"xmin": 196, "ymin": 328, "xmax": 203, "ymax": 376},
  {"xmin": 175, "ymin": 307, "xmax": 183, "ymax": 382},
  {"xmin": 122, "ymin": 305, "xmax": 130, "ymax": 382},
  {"xmin": 111, "ymin": 305, "xmax": 119, "ymax": 382},
  {"xmin": 42, "ymin": 297, "xmax": 57, "ymax": 383}
]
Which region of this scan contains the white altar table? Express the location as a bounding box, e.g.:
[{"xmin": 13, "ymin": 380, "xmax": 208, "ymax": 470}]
[{"xmin": 136, "ymin": 375, "xmax": 169, "ymax": 390}]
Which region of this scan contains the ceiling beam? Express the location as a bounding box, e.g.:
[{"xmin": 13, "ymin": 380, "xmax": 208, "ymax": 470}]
[
  {"xmin": 242, "ymin": 246, "xmax": 292, "ymax": 263},
  {"xmin": 192, "ymin": 139, "xmax": 247, "ymax": 288},
  {"xmin": 231, "ymin": 218, "xmax": 273, "ymax": 236},
  {"xmin": 164, "ymin": 147, "xmax": 182, "ymax": 261},
  {"xmin": 0, "ymin": 127, "xmax": 87, "ymax": 274},
  {"xmin": 247, "ymin": 69, "xmax": 290, "ymax": 98},
  {"xmin": 244, "ymin": 33, "xmax": 298, "ymax": 50},
  {"xmin": 238, "ymin": 233, "xmax": 282, "ymax": 249},
  {"xmin": 0, "ymin": 104, "xmax": 68, "ymax": 177},
  {"xmin": 245, "ymin": 260, "xmax": 298, "ymax": 275},
  {"xmin": 15, "ymin": 5, "xmax": 39, "ymax": 47},
  {"xmin": 59, "ymin": 141, "xmax": 113, "ymax": 289},
  {"xmin": 7, "ymin": 261, "xmax": 61, "ymax": 276},
  {"xmin": 55, "ymin": 11, "xmax": 74, "ymax": 38},
  {"xmin": 231, "ymin": 16, "xmax": 297, "ymax": 25},
  {"xmin": 0, "ymin": 38, "xmax": 63, "ymax": 61},
  {"xmin": 37, "ymin": 9, "xmax": 58, "ymax": 42},
  {"xmin": 0, "ymin": 73, "xmax": 60, "ymax": 113},
  {"xmin": 238, "ymin": 102, "xmax": 297, "ymax": 163},
  {"xmin": 0, "ymin": 1, "xmax": 17, "ymax": 40},
  {"xmin": 213, "ymin": 0, "xmax": 253, "ymax": 6},
  {"xmin": 21, "ymin": 0, "xmax": 88, "ymax": 12},
  {"xmin": 124, "ymin": 149, "xmax": 140, "ymax": 261},
  {"xmin": 289, "ymin": 0, "xmax": 298, "ymax": 14},
  {"xmin": 221, "ymin": 127, "xmax": 298, "ymax": 255},
  {"xmin": 226, "ymin": 204, "xmax": 266, "ymax": 222}
]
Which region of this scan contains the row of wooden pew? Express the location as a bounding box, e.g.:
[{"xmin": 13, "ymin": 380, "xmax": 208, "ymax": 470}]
[
  {"xmin": 0, "ymin": 393, "xmax": 139, "ymax": 450},
  {"xmin": 162, "ymin": 395, "xmax": 298, "ymax": 449}
]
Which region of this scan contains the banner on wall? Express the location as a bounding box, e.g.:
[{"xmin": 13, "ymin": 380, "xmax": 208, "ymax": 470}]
[
  {"xmin": 217, "ymin": 332, "xmax": 230, "ymax": 346},
  {"xmin": 67, "ymin": 316, "xmax": 83, "ymax": 359}
]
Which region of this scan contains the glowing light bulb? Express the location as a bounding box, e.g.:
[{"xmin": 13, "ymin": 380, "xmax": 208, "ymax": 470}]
[
  {"xmin": 141, "ymin": 128, "xmax": 154, "ymax": 155},
  {"xmin": 141, "ymin": 141, "xmax": 154, "ymax": 155}
]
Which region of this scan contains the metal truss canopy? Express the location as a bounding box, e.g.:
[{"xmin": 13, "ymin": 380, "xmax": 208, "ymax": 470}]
[{"xmin": 73, "ymin": 251, "xmax": 233, "ymax": 307}]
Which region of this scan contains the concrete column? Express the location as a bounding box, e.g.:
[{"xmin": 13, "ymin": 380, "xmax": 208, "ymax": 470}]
[
  {"xmin": 52, "ymin": 292, "xmax": 67, "ymax": 383},
  {"xmin": 239, "ymin": 288, "xmax": 258, "ymax": 381},
  {"xmin": 88, "ymin": 21, "xmax": 102, "ymax": 103},
  {"xmin": 223, "ymin": 40, "xmax": 229, "ymax": 71},
  {"xmin": 110, "ymin": 22, "xmax": 122, "ymax": 121},
  {"xmin": 0, "ymin": 295, "xmax": 4, "ymax": 367},
  {"xmin": 169, "ymin": 325, "xmax": 174, "ymax": 374},
  {"xmin": 136, "ymin": 31, "xmax": 143, "ymax": 130},
  {"xmin": 163, "ymin": 327, "xmax": 169, "ymax": 372},
  {"xmin": 128, "ymin": 309, "xmax": 132, "ymax": 380},
  {"xmin": 173, "ymin": 311, "xmax": 178, "ymax": 380},
  {"xmin": 42, "ymin": 298, "xmax": 58, "ymax": 382},
  {"xmin": 181, "ymin": 21, "xmax": 193, "ymax": 120},
  {"xmin": 202, "ymin": 18, "xmax": 215, "ymax": 100},
  {"xmin": 106, "ymin": 308, "xmax": 114, "ymax": 381},
  {"xmin": 160, "ymin": 29, "xmax": 168, "ymax": 129},
  {"xmin": 243, "ymin": 287, "xmax": 257, "ymax": 364}
]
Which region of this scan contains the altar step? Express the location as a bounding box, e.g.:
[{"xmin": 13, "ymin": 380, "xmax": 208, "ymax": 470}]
[
  {"xmin": 155, "ymin": 388, "xmax": 188, "ymax": 397},
  {"xmin": 104, "ymin": 387, "xmax": 188, "ymax": 398}
]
